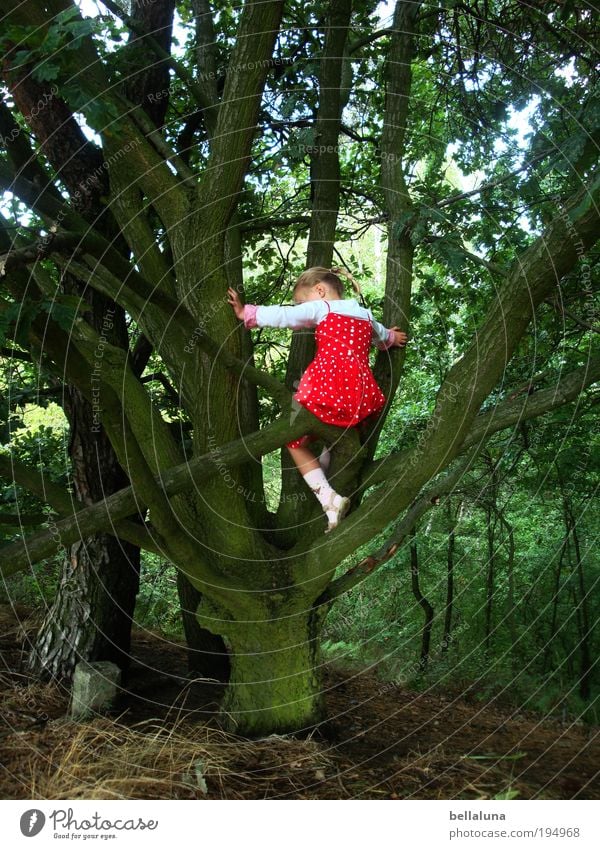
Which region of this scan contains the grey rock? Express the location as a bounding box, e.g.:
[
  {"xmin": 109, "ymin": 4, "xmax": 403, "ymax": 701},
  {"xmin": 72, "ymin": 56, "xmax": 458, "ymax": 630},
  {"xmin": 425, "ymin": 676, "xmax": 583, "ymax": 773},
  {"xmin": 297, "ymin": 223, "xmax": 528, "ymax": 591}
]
[{"xmin": 70, "ymin": 661, "xmax": 121, "ymax": 719}]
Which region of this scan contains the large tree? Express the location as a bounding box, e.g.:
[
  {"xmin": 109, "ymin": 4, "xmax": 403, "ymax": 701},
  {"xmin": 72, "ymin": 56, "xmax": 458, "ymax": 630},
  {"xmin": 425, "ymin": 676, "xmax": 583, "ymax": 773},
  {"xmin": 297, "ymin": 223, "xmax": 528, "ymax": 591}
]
[{"xmin": 0, "ymin": 0, "xmax": 598, "ymax": 735}]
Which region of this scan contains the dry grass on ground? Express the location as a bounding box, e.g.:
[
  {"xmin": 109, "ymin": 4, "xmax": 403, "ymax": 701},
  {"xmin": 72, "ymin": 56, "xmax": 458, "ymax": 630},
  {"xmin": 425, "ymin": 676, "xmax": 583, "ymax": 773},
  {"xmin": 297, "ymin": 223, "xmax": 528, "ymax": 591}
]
[{"xmin": 1, "ymin": 604, "xmax": 598, "ymax": 800}]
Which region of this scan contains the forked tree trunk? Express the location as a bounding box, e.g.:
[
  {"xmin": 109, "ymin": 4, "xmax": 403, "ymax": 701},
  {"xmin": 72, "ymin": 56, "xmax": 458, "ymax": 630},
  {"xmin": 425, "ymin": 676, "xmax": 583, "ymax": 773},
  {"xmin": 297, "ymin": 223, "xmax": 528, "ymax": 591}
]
[{"xmin": 503, "ymin": 515, "xmax": 516, "ymax": 651}]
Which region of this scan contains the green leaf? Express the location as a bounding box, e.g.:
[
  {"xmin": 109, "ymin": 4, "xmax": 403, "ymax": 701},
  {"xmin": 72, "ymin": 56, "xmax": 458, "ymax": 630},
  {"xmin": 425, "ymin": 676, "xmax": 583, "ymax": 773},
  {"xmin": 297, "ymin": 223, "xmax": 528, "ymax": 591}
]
[
  {"xmin": 32, "ymin": 62, "xmax": 61, "ymax": 82},
  {"xmin": 39, "ymin": 297, "xmax": 89, "ymax": 333},
  {"xmin": 0, "ymin": 300, "xmax": 43, "ymax": 348}
]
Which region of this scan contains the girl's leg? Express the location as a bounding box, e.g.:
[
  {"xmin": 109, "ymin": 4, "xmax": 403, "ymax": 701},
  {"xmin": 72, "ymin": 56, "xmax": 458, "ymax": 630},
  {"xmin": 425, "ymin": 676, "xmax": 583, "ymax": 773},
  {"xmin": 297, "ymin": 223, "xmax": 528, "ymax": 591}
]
[
  {"xmin": 287, "ymin": 444, "xmax": 320, "ymax": 475},
  {"xmin": 287, "ymin": 443, "xmax": 350, "ymax": 532},
  {"xmin": 288, "ymin": 442, "xmax": 330, "ymax": 473}
]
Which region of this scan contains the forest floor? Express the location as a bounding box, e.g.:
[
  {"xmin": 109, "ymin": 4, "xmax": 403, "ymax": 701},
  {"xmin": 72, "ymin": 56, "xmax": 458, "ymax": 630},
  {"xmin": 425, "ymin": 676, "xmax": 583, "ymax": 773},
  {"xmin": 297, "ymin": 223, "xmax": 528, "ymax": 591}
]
[{"xmin": 0, "ymin": 604, "xmax": 598, "ymax": 800}]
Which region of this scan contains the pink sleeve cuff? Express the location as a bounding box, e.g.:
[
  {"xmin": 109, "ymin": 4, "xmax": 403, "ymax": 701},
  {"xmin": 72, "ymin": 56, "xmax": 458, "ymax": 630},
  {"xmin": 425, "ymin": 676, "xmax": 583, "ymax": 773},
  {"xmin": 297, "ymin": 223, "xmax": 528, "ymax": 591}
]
[
  {"xmin": 382, "ymin": 328, "xmax": 395, "ymax": 349},
  {"xmin": 243, "ymin": 304, "xmax": 258, "ymax": 328}
]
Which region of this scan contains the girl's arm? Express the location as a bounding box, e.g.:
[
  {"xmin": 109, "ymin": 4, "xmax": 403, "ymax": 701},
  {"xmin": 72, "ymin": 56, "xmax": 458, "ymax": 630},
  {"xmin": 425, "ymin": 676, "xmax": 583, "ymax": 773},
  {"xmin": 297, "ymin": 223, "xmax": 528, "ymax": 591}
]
[
  {"xmin": 227, "ymin": 289, "xmax": 326, "ymax": 329},
  {"xmin": 243, "ymin": 301, "xmax": 326, "ymax": 329}
]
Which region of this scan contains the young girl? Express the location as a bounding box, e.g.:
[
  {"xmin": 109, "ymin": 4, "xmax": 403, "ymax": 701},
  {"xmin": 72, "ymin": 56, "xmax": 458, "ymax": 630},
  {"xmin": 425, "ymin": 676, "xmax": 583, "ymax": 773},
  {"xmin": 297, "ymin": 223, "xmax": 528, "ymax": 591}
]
[{"xmin": 227, "ymin": 266, "xmax": 407, "ymax": 533}]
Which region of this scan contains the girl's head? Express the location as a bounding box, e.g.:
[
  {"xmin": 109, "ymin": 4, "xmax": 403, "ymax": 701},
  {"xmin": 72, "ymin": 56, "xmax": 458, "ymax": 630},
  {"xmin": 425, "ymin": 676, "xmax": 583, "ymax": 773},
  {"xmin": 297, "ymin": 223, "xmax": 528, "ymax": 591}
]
[{"xmin": 293, "ymin": 265, "xmax": 363, "ymax": 304}]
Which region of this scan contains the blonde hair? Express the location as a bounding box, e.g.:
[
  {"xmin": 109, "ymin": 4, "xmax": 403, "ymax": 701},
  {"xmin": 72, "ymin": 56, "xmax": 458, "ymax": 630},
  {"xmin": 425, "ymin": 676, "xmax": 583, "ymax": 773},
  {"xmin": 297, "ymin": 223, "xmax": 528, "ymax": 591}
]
[{"xmin": 293, "ymin": 265, "xmax": 364, "ymax": 301}]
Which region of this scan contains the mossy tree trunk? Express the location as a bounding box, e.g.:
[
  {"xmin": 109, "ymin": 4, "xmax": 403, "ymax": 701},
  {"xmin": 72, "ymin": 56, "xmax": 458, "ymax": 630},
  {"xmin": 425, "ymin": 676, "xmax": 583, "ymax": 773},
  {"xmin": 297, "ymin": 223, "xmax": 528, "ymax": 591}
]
[{"xmin": 200, "ymin": 595, "xmax": 327, "ymax": 736}]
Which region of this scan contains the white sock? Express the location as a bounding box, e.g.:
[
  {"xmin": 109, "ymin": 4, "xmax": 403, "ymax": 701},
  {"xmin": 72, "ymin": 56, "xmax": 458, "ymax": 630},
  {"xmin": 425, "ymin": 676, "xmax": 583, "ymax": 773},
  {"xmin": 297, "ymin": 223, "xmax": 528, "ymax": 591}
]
[
  {"xmin": 318, "ymin": 446, "xmax": 331, "ymax": 472},
  {"xmin": 303, "ymin": 468, "xmax": 347, "ymax": 526},
  {"xmin": 303, "ymin": 467, "xmax": 334, "ymax": 507}
]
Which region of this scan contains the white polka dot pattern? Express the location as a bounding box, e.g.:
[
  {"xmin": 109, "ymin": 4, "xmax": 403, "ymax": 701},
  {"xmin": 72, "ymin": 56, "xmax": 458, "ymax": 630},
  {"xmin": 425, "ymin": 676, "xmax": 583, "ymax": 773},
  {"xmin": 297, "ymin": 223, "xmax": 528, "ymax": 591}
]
[{"xmin": 287, "ymin": 309, "xmax": 386, "ymax": 449}]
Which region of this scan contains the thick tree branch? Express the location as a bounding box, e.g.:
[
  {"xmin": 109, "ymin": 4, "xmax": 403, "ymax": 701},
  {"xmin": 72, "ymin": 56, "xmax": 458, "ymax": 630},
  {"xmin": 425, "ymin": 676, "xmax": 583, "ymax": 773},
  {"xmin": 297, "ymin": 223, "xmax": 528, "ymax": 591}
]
[
  {"xmin": 199, "ymin": 0, "xmax": 284, "ymax": 230},
  {"xmin": 312, "ymin": 351, "xmax": 600, "ymax": 603},
  {"xmin": 0, "ymin": 452, "xmax": 163, "ymax": 554},
  {"xmin": 0, "ymin": 271, "xmax": 184, "ymax": 557},
  {"xmin": 0, "ymin": 513, "xmax": 49, "ymax": 527},
  {"xmin": 0, "ymin": 407, "xmax": 342, "ymax": 581},
  {"xmin": 317, "ymin": 447, "xmax": 482, "ymax": 606},
  {"xmin": 0, "ymin": 100, "xmax": 63, "ymax": 206},
  {"xmin": 192, "ymin": 0, "xmax": 219, "ymax": 121},
  {"xmin": 63, "ymin": 254, "xmax": 290, "ymax": 405},
  {"xmin": 0, "ymin": 232, "xmax": 84, "ymax": 275},
  {"xmin": 436, "ymin": 149, "xmax": 552, "ymax": 211},
  {"xmin": 239, "ymin": 215, "xmax": 312, "ymax": 233}
]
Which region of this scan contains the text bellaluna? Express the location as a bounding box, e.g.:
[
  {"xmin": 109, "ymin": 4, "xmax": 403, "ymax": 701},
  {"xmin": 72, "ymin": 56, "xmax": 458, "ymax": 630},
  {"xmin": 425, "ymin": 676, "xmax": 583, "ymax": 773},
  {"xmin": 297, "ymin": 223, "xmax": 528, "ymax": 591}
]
[{"xmin": 449, "ymin": 811, "xmax": 506, "ymax": 820}]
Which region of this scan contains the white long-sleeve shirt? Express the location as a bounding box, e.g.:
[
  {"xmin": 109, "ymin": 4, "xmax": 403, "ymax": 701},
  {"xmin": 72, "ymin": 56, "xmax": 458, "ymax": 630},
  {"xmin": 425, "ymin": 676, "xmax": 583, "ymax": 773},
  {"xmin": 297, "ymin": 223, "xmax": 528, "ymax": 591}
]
[{"xmin": 243, "ymin": 298, "xmax": 395, "ymax": 349}]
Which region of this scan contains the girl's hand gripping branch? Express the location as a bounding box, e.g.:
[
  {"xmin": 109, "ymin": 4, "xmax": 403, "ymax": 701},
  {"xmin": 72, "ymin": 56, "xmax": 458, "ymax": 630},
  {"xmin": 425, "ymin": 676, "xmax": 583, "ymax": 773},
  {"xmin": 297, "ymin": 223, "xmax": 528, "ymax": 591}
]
[
  {"xmin": 227, "ymin": 287, "xmax": 245, "ymax": 321},
  {"xmin": 389, "ymin": 326, "xmax": 408, "ymax": 347}
]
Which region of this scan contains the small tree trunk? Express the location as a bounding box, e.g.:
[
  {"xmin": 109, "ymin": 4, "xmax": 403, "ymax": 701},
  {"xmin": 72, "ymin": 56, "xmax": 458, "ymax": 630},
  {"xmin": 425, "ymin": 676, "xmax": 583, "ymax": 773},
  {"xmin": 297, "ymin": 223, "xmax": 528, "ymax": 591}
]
[
  {"xmin": 410, "ymin": 530, "xmax": 434, "ymax": 669},
  {"xmin": 26, "ymin": 384, "xmax": 141, "ymax": 682},
  {"xmin": 568, "ymin": 506, "xmax": 592, "ymax": 700},
  {"xmin": 442, "ymin": 500, "xmax": 456, "ymax": 653},
  {"xmin": 484, "ymin": 505, "xmax": 496, "ymax": 657},
  {"xmin": 543, "ymin": 518, "xmax": 568, "ymax": 673}
]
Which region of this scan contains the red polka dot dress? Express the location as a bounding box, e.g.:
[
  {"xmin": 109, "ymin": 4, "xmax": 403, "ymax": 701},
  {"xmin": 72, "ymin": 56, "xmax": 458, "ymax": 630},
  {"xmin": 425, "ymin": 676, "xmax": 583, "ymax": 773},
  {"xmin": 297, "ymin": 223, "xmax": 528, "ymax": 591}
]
[
  {"xmin": 287, "ymin": 303, "xmax": 386, "ymax": 447},
  {"xmin": 243, "ymin": 298, "xmax": 395, "ymax": 450}
]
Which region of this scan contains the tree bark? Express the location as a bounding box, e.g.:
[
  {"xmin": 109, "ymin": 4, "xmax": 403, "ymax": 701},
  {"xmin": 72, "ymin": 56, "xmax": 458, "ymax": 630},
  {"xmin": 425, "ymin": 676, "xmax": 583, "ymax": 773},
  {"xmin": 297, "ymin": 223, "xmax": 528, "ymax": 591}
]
[
  {"xmin": 1, "ymin": 0, "xmax": 599, "ymax": 739},
  {"xmin": 543, "ymin": 513, "xmax": 568, "ymax": 674},
  {"xmin": 176, "ymin": 569, "xmax": 230, "ymax": 681},
  {"xmin": 26, "ymin": 378, "xmax": 142, "ymax": 681},
  {"xmin": 123, "ymin": 0, "xmax": 177, "ymax": 128},
  {"xmin": 197, "ymin": 593, "xmax": 327, "ymax": 736}
]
